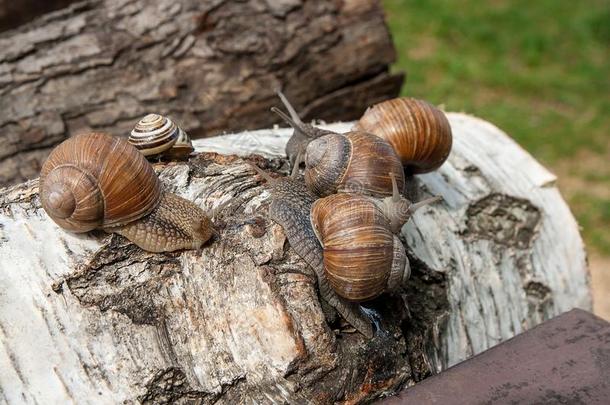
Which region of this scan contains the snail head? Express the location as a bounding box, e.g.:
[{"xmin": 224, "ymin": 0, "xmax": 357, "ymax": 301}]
[{"xmin": 380, "ymin": 172, "xmax": 442, "ymax": 233}]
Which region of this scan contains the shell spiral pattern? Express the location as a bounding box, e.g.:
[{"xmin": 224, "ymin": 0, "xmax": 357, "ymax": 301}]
[
  {"xmin": 311, "ymin": 193, "xmax": 405, "ymax": 302},
  {"xmin": 129, "ymin": 114, "xmax": 180, "ymax": 157},
  {"xmin": 355, "ymin": 97, "xmax": 453, "ymax": 174},
  {"xmin": 40, "ymin": 132, "xmax": 162, "ymax": 233},
  {"xmin": 304, "ymin": 131, "xmax": 405, "ymax": 198}
]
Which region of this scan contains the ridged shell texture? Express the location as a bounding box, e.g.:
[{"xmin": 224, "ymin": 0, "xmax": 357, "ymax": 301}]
[
  {"xmin": 311, "ymin": 193, "xmax": 395, "ymax": 302},
  {"xmin": 304, "ymin": 131, "xmax": 405, "ymax": 198},
  {"xmin": 129, "ymin": 114, "xmax": 179, "ymax": 157},
  {"xmin": 355, "ymin": 97, "xmax": 452, "ymax": 174},
  {"xmin": 39, "ymin": 132, "xmax": 162, "ymax": 232}
]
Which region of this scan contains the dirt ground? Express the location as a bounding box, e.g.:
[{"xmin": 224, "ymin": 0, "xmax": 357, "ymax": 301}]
[
  {"xmin": 554, "ymin": 155, "xmax": 609, "ymax": 322},
  {"xmin": 590, "ymin": 254, "xmax": 610, "ymax": 321}
]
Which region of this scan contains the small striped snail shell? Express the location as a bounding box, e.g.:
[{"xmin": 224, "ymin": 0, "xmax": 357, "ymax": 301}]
[
  {"xmin": 40, "ymin": 132, "xmax": 213, "ymax": 252},
  {"xmin": 354, "ymin": 97, "xmax": 453, "ymax": 174},
  {"xmin": 304, "ymin": 131, "xmax": 406, "ymax": 199},
  {"xmin": 129, "ymin": 114, "xmax": 193, "ymax": 160}
]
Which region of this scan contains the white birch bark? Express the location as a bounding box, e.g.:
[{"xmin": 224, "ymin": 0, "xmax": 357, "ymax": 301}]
[{"xmin": 0, "ymin": 113, "xmax": 590, "ymax": 404}]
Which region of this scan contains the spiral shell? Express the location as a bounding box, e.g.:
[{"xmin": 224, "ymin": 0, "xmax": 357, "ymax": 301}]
[
  {"xmin": 304, "ymin": 131, "xmax": 405, "ymax": 198},
  {"xmin": 129, "ymin": 114, "xmax": 180, "ymax": 157},
  {"xmin": 354, "ymin": 97, "xmax": 453, "ymax": 174},
  {"xmin": 40, "ymin": 132, "xmax": 162, "ymax": 232},
  {"xmin": 311, "ymin": 193, "xmax": 408, "ymax": 302}
]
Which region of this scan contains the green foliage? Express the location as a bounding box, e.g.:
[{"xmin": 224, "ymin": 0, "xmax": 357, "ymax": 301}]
[{"xmin": 384, "ymin": 0, "xmax": 610, "ymax": 253}]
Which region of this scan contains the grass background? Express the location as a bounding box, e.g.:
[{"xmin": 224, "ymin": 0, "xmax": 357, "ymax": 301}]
[{"xmin": 383, "ymin": 0, "xmax": 610, "ymax": 256}]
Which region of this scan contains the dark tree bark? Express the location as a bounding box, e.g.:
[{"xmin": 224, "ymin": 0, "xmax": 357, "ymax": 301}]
[
  {"xmin": 0, "ymin": 0, "xmax": 403, "ymax": 187},
  {"xmin": 0, "ymin": 0, "xmax": 79, "ymax": 32}
]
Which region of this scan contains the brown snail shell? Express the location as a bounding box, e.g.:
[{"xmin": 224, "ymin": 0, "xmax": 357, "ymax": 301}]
[
  {"xmin": 311, "ymin": 193, "xmax": 409, "ymax": 302},
  {"xmin": 40, "ymin": 132, "xmax": 213, "ymax": 252},
  {"xmin": 304, "ymin": 131, "xmax": 405, "ymax": 198},
  {"xmin": 40, "ymin": 132, "xmax": 161, "ymax": 232},
  {"xmin": 354, "ymin": 97, "xmax": 452, "ymax": 174}
]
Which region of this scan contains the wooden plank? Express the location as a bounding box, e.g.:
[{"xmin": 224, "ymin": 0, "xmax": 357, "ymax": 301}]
[{"xmin": 381, "ymin": 309, "xmax": 610, "ymax": 404}]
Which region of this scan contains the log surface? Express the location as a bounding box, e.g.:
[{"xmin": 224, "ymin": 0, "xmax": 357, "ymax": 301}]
[
  {"xmin": 0, "ymin": 114, "xmax": 591, "ymax": 404},
  {"xmin": 0, "ymin": 0, "xmax": 403, "ymax": 187}
]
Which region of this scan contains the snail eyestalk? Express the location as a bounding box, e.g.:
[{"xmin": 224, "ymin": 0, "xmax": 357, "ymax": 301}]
[
  {"xmin": 376, "ymin": 172, "xmax": 411, "ymax": 233},
  {"xmin": 276, "ymin": 90, "xmax": 304, "ymax": 126},
  {"xmin": 409, "ymin": 195, "xmax": 442, "ymax": 214},
  {"xmin": 271, "ymin": 107, "xmax": 310, "ymax": 138},
  {"xmin": 390, "ymin": 171, "xmax": 401, "ymax": 203}
]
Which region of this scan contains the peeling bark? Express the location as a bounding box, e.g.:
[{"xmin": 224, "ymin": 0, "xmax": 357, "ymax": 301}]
[
  {"xmin": 0, "ymin": 115, "xmax": 591, "ymax": 403},
  {"xmin": 0, "ymin": 0, "xmax": 402, "ymax": 187}
]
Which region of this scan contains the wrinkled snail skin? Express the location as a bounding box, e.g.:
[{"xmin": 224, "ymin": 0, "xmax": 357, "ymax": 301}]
[
  {"xmin": 354, "ymin": 97, "xmax": 453, "ymax": 174},
  {"xmin": 304, "ymin": 131, "xmax": 406, "ymax": 198},
  {"xmin": 39, "ymin": 132, "xmax": 213, "ymax": 253},
  {"xmin": 110, "ymin": 192, "xmax": 214, "ymax": 253},
  {"xmin": 250, "ymin": 164, "xmax": 374, "ymax": 338},
  {"xmin": 273, "ymin": 90, "xmax": 335, "ymax": 168},
  {"xmin": 129, "ymin": 113, "xmax": 194, "ymax": 160}
]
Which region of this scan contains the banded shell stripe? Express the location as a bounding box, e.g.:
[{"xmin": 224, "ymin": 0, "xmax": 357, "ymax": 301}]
[{"xmin": 129, "ymin": 114, "xmax": 179, "ymax": 156}]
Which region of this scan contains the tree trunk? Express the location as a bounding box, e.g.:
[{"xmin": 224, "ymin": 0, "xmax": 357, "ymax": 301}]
[
  {"xmin": 0, "ymin": 0, "xmax": 403, "ymax": 188},
  {"xmin": 0, "ymin": 113, "xmax": 590, "ymax": 404}
]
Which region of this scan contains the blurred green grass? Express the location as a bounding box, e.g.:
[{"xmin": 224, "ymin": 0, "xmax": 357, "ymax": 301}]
[{"xmin": 383, "ymin": 0, "xmax": 610, "ymax": 254}]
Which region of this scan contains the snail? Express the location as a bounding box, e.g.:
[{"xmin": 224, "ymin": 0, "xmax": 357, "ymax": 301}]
[
  {"xmin": 311, "ymin": 173, "xmax": 440, "ymax": 302},
  {"xmin": 303, "ymin": 130, "xmax": 406, "ymax": 199},
  {"xmin": 250, "ymin": 162, "xmax": 439, "ymax": 337},
  {"xmin": 311, "ymin": 193, "xmax": 409, "ymax": 302},
  {"xmin": 39, "ymin": 132, "xmax": 214, "ymax": 253},
  {"xmin": 271, "ymin": 90, "xmax": 335, "ymax": 169},
  {"xmin": 129, "ymin": 113, "xmax": 194, "ymax": 160},
  {"xmin": 162, "ymin": 125, "xmax": 195, "ymax": 161},
  {"xmin": 354, "ymin": 97, "xmax": 453, "ymax": 174}
]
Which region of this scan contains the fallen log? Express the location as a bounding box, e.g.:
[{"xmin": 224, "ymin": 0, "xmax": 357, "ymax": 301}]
[
  {"xmin": 0, "ymin": 114, "xmax": 591, "ymax": 403},
  {"xmin": 0, "ymin": 0, "xmax": 403, "ymax": 187}
]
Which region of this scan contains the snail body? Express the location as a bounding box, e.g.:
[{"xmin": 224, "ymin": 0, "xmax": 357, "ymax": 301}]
[
  {"xmin": 272, "ymin": 91, "xmax": 335, "ymax": 168},
  {"xmin": 40, "ymin": 132, "xmax": 213, "ymax": 252},
  {"xmin": 304, "ymin": 130, "xmax": 406, "ymax": 198},
  {"xmin": 354, "ymin": 97, "xmax": 453, "ymax": 174},
  {"xmin": 129, "ymin": 114, "xmax": 193, "ymax": 160},
  {"xmin": 250, "ymin": 164, "xmax": 375, "ymax": 338},
  {"xmin": 250, "ymin": 163, "xmax": 439, "ymax": 337},
  {"xmin": 162, "ymin": 125, "xmax": 194, "ymax": 161}
]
